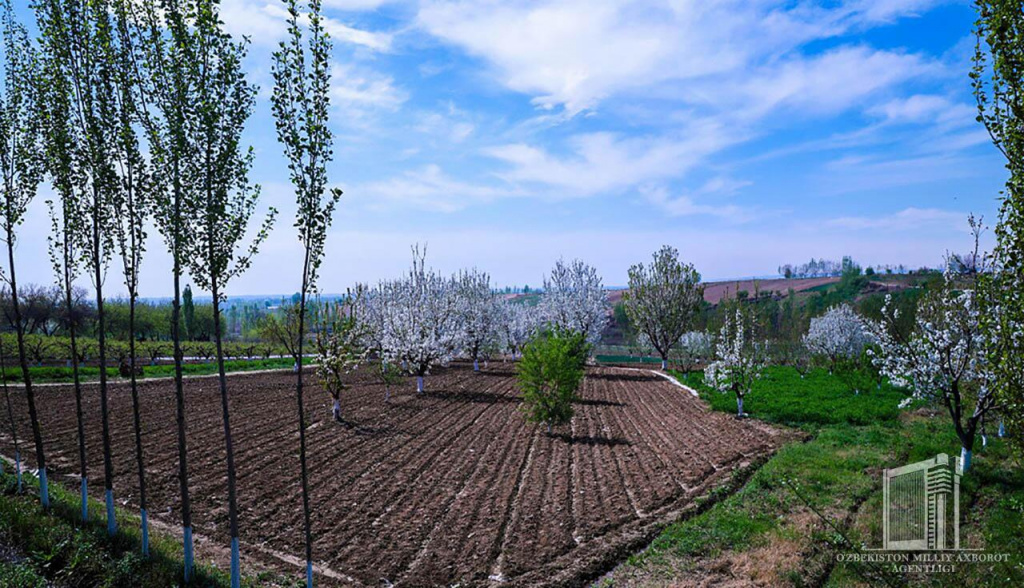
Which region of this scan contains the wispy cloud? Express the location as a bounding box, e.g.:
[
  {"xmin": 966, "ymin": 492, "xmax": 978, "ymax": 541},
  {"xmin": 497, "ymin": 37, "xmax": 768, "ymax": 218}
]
[{"xmin": 827, "ymin": 207, "xmax": 968, "ymax": 230}]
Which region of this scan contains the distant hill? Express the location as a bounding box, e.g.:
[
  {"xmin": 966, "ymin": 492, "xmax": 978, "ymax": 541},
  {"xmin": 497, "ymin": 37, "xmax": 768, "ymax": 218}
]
[{"xmin": 604, "ymin": 276, "xmax": 841, "ymax": 307}]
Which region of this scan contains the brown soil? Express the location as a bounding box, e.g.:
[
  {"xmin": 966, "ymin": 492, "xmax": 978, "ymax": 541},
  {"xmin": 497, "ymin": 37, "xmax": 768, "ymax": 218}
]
[{"xmin": 0, "ymin": 363, "xmax": 785, "ymax": 587}]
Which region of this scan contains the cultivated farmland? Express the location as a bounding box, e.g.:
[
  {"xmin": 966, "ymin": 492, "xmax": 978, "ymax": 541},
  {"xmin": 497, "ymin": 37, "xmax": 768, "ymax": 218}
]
[{"xmin": 0, "ymin": 364, "xmax": 784, "ymax": 587}]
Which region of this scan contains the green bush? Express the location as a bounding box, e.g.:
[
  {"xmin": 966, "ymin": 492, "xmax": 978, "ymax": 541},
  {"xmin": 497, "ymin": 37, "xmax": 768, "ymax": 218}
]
[{"xmin": 517, "ymin": 329, "xmax": 588, "ymax": 434}]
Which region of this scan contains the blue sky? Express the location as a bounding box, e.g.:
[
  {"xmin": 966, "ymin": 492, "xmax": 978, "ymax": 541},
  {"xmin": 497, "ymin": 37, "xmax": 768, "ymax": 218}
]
[{"xmin": 14, "ymin": 0, "xmax": 1007, "ymax": 296}]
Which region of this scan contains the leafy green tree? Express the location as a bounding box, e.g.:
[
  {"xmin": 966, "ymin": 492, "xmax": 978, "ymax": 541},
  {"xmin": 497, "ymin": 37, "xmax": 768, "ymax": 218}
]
[
  {"xmin": 0, "ymin": 0, "xmax": 47, "ymax": 508},
  {"xmin": 181, "ymin": 5, "xmax": 271, "ymax": 582},
  {"xmin": 272, "ymin": 0, "xmax": 343, "ymax": 582},
  {"xmin": 517, "ymin": 329, "xmax": 588, "ymax": 435},
  {"xmin": 36, "ymin": 0, "xmax": 125, "ymax": 537},
  {"xmin": 1, "ymin": 326, "xmax": 21, "ymax": 491},
  {"xmin": 623, "ymin": 245, "xmax": 704, "ymax": 370},
  {"xmin": 973, "ymin": 0, "xmax": 1024, "ymax": 452},
  {"xmin": 134, "ymin": 0, "xmax": 199, "ymax": 576}
]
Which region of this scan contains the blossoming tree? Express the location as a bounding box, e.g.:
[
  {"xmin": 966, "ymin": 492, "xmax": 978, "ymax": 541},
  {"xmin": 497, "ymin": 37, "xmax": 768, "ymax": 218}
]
[
  {"xmin": 803, "ymin": 304, "xmax": 874, "ymax": 374},
  {"xmin": 623, "ymin": 246, "xmax": 704, "ymax": 369},
  {"xmin": 456, "ymin": 268, "xmax": 501, "ymax": 371},
  {"xmin": 704, "ymin": 309, "xmax": 767, "ymax": 417},
  {"xmin": 866, "ymin": 270, "xmax": 998, "ymax": 473},
  {"xmin": 500, "ymin": 299, "xmax": 540, "ymax": 359},
  {"xmin": 541, "ymin": 258, "xmax": 608, "ymax": 346}
]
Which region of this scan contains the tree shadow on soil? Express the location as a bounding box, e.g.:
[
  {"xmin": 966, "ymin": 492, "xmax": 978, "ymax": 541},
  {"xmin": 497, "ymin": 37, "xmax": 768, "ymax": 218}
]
[
  {"xmin": 587, "ymin": 372, "xmax": 661, "ymax": 383},
  {"xmin": 422, "ymin": 390, "xmax": 520, "ymax": 405},
  {"xmin": 574, "ymin": 398, "xmax": 626, "ymax": 407},
  {"xmin": 334, "ymin": 419, "xmax": 402, "ymax": 438},
  {"xmin": 552, "ymin": 433, "xmax": 631, "ymax": 447}
]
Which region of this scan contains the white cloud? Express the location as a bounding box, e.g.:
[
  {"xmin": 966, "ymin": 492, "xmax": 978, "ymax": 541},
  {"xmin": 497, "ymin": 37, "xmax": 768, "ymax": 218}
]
[
  {"xmin": 353, "ymin": 164, "xmax": 512, "ymax": 212},
  {"xmin": 639, "ymin": 184, "xmax": 754, "ymax": 221},
  {"xmin": 485, "ymin": 122, "xmax": 738, "ymax": 196},
  {"xmin": 827, "ymin": 207, "xmax": 968, "ymax": 230},
  {"xmin": 331, "ymin": 62, "xmax": 407, "ymax": 114},
  {"xmin": 219, "ymin": 0, "xmax": 393, "ymax": 50},
  {"xmin": 322, "ymin": 16, "xmax": 394, "ymax": 51},
  {"xmin": 416, "ymin": 0, "xmax": 943, "ymax": 114}
]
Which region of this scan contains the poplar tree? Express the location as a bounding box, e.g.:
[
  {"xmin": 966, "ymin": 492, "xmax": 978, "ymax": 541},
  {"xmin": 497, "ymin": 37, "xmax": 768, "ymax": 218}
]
[
  {"xmin": 973, "ymin": 0, "xmax": 1024, "ymax": 451},
  {"xmin": 134, "ymin": 0, "xmax": 198, "ymax": 576},
  {"xmin": 36, "ymin": 0, "xmax": 121, "ymax": 536},
  {"xmin": 272, "ymin": 0, "xmax": 343, "ymax": 583},
  {"xmin": 182, "ymin": 3, "xmax": 272, "ymax": 584},
  {"xmin": 109, "ymin": 0, "xmax": 155, "ymax": 555},
  {"xmin": 0, "ymin": 0, "xmax": 47, "ymax": 507}
]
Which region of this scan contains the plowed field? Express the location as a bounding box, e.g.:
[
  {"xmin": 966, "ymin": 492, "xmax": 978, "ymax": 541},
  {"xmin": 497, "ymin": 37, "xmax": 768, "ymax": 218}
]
[{"xmin": 1, "ymin": 363, "xmax": 785, "ymax": 586}]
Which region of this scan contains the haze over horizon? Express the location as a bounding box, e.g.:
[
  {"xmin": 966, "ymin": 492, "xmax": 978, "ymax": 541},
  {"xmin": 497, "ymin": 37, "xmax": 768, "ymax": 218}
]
[{"xmin": 10, "ymin": 0, "xmax": 1003, "ymax": 298}]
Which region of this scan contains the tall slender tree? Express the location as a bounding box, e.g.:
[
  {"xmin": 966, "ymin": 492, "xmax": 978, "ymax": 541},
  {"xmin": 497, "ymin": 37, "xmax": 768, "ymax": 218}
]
[
  {"xmin": 37, "ymin": 0, "xmax": 89, "ymax": 523},
  {"xmin": 183, "ymin": 3, "xmax": 272, "ymax": 584},
  {"xmin": 973, "ymin": 0, "xmax": 1024, "ymax": 451},
  {"xmin": 109, "ymin": 0, "xmax": 156, "ymax": 555},
  {"xmin": 36, "ymin": 0, "xmax": 122, "ymax": 536},
  {"xmin": 134, "ymin": 0, "xmax": 198, "ymax": 576},
  {"xmin": 0, "ymin": 0, "xmax": 46, "ymax": 508},
  {"xmin": 272, "ymin": 0, "xmax": 343, "ymax": 583}
]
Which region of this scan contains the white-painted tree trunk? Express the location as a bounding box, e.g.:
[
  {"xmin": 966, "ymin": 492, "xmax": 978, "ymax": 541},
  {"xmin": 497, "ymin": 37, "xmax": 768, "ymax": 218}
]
[
  {"xmin": 183, "ymin": 526, "xmax": 194, "ymax": 582},
  {"xmin": 293, "ymin": 361, "xmax": 299, "ymax": 372},
  {"xmin": 385, "ymin": 386, "xmax": 391, "ymax": 402},
  {"xmin": 473, "ymin": 359, "xmax": 479, "ymax": 372},
  {"xmin": 306, "ymin": 560, "xmax": 313, "ymax": 588},
  {"xmin": 661, "ymin": 359, "xmax": 667, "ymax": 370},
  {"xmin": 81, "ymin": 477, "xmax": 88, "ymax": 521},
  {"xmin": 230, "ymin": 537, "xmax": 240, "ymax": 588},
  {"xmin": 332, "ymin": 400, "xmax": 341, "ymax": 422},
  {"xmin": 417, "ymin": 376, "xmax": 424, "ymax": 394},
  {"xmin": 14, "ymin": 451, "xmax": 21, "ymax": 493},
  {"xmin": 982, "ymin": 434, "xmax": 988, "ymax": 448},
  {"xmin": 999, "ymin": 422, "xmax": 1006, "ymax": 438},
  {"xmin": 106, "ymin": 488, "xmax": 117, "ymax": 535},
  {"xmin": 737, "ymin": 396, "xmax": 744, "ymax": 417},
  {"xmin": 960, "ymin": 447, "xmax": 972, "ymax": 474},
  {"xmin": 141, "ymin": 507, "xmax": 149, "ymax": 557},
  {"xmin": 39, "ymin": 468, "xmax": 48, "ymax": 508}
]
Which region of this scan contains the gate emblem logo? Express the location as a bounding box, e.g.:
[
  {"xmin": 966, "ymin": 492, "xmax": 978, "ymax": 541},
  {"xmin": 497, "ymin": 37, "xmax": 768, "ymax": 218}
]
[{"xmin": 882, "ymin": 454, "xmax": 960, "ymax": 551}]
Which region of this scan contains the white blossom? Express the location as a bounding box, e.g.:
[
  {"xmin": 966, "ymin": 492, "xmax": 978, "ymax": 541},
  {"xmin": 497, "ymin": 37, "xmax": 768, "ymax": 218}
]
[
  {"xmin": 803, "ymin": 304, "xmax": 874, "ymax": 371},
  {"xmin": 704, "ymin": 310, "xmax": 767, "ymax": 416},
  {"xmin": 865, "ymin": 269, "xmax": 998, "ymax": 473},
  {"xmin": 541, "ymin": 258, "xmax": 608, "ymax": 345},
  {"xmin": 455, "ymin": 268, "xmax": 502, "ymax": 370},
  {"xmin": 499, "ymin": 299, "xmax": 541, "ymax": 359},
  {"xmin": 677, "ymin": 331, "xmax": 713, "ymax": 373},
  {"xmin": 357, "ymin": 247, "xmax": 462, "ymax": 393}
]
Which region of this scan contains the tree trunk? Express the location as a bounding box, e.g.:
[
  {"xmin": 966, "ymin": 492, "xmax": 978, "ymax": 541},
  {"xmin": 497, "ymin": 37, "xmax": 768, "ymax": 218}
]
[
  {"xmin": 93, "ymin": 211, "xmax": 116, "ymax": 537},
  {"xmin": 661, "ymin": 359, "xmax": 667, "ymax": 370},
  {"xmin": 170, "ymin": 172, "xmax": 194, "ymax": 582},
  {"xmin": 417, "ymin": 376, "xmax": 424, "ymax": 394},
  {"xmin": 6, "ymin": 227, "xmax": 47, "ymax": 508},
  {"xmin": 212, "ymin": 283, "xmax": 241, "ymax": 588},
  {"xmin": 64, "ymin": 270, "xmax": 88, "ymax": 522},
  {"xmin": 737, "ymin": 396, "xmax": 744, "ymax": 417},
  {"xmin": 332, "ymin": 399, "xmax": 341, "ymax": 422},
  {"xmin": 473, "ymin": 359, "xmax": 479, "ymax": 372},
  {"xmin": 296, "ymin": 259, "xmax": 314, "ymax": 588},
  {"xmin": 128, "ymin": 288, "xmax": 150, "ymax": 555}
]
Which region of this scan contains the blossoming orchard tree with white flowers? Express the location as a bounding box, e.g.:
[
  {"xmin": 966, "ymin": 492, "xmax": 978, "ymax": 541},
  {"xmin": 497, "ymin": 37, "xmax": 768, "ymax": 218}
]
[
  {"xmin": 371, "ymin": 247, "xmax": 462, "ymax": 393},
  {"xmin": 803, "ymin": 304, "xmax": 874, "ymax": 374},
  {"xmin": 456, "ymin": 268, "xmax": 501, "ymax": 371},
  {"xmin": 315, "ymin": 298, "xmax": 366, "ymax": 422},
  {"xmin": 542, "ymin": 258, "xmax": 608, "ymax": 346},
  {"xmin": 623, "ymin": 246, "xmax": 704, "ymax": 370},
  {"xmin": 704, "ymin": 309, "xmax": 767, "ymax": 417},
  {"xmin": 677, "ymin": 331, "xmax": 713, "ymax": 374},
  {"xmin": 866, "ymin": 269, "xmax": 999, "ymax": 474},
  {"xmin": 500, "ymin": 299, "xmax": 540, "ymax": 359}
]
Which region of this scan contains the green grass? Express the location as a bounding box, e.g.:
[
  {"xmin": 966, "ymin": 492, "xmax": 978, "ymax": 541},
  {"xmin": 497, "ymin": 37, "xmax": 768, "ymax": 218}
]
[
  {"xmin": 0, "ymin": 466, "xmax": 301, "ymax": 587},
  {"xmin": 674, "ymin": 366, "xmax": 911, "ymax": 426},
  {"xmin": 615, "ymin": 368, "xmax": 1024, "ymax": 586},
  {"xmin": 5, "ymin": 357, "xmax": 298, "ymax": 384}
]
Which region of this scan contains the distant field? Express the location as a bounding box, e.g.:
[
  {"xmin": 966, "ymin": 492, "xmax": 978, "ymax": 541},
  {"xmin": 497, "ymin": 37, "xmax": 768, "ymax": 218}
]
[{"xmin": 604, "ymin": 276, "xmax": 841, "ymax": 306}]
